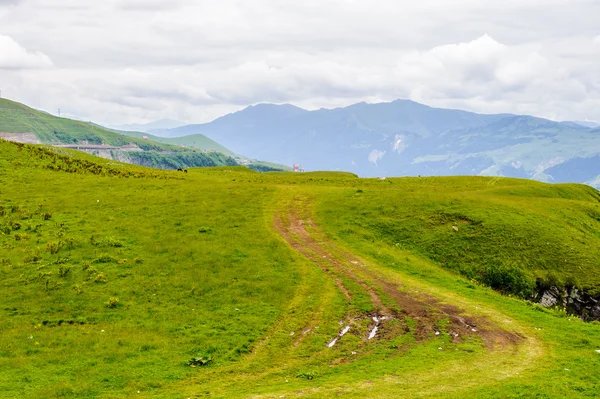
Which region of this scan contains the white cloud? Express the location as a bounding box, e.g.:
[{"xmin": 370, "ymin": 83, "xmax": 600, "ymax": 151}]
[
  {"xmin": 368, "ymin": 149, "xmax": 386, "ymax": 165},
  {"xmin": 392, "ymin": 135, "xmax": 406, "ymax": 153},
  {"xmin": 0, "ymin": 35, "xmax": 53, "ymax": 69},
  {"xmin": 0, "ymin": 1, "xmax": 598, "ymax": 124}
]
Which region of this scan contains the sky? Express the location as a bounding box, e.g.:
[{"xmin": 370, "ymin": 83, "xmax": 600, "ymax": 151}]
[{"xmin": 0, "ymin": 0, "xmax": 599, "ymax": 126}]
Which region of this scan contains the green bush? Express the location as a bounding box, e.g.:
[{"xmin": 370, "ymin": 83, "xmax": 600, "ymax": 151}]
[
  {"xmin": 57, "ymin": 265, "xmax": 71, "ymax": 278},
  {"xmin": 296, "ymin": 371, "xmax": 318, "ymax": 380},
  {"xmin": 481, "ymin": 262, "xmax": 535, "ymax": 298},
  {"xmin": 106, "ymin": 297, "xmax": 120, "ymax": 308},
  {"xmin": 93, "ymin": 255, "xmax": 117, "ymax": 264}
]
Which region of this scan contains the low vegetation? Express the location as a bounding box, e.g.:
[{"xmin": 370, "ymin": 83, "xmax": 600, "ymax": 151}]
[{"xmin": 0, "ymin": 139, "xmax": 599, "ymax": 398}]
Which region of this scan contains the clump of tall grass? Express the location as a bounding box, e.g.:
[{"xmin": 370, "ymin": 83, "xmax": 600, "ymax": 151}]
[{"xmin": 106, "ymin": 297, "xmax": 120, "ymax": 308}]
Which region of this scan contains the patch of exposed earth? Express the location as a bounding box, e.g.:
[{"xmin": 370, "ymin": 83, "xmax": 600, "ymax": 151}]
[{"xmin": 274, "ymin": 197, "xmax": 524, "ymax": 350}]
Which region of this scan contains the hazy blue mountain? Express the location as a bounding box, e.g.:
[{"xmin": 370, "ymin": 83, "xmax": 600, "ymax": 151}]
[
  {"xmin": 571, "ymin": 121, "xmax": 600, "ymax": 129},
  {"xmin": 159, "ymin": 100, "xmax": 600, "ymax": 186},
  {"xmin": 110, "ymin": 118, "xmax": 184, "ymax": 133}
]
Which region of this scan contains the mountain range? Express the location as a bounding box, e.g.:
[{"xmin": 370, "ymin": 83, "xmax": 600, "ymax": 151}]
[
  {"xmin": 109, "ymin": 118, "xmax": 184, "ymax": 133},
  {"xmin": 154, "ymin": 100, "xmax": 600, "ymax": 186}
]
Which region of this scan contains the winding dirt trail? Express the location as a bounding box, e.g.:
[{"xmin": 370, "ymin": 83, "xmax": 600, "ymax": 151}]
[
  {"xmin": 275, "ymin": 196, "xmax": 527, "ymax": 349},
  {"xmin": 183, "ymin": 194, "xmax": 545, "ymax": 398}
]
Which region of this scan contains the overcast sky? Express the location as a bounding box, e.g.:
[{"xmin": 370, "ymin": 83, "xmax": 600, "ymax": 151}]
[{"xmin": 0, "ymin": 0, "xmax": 599, "ymax": 125}]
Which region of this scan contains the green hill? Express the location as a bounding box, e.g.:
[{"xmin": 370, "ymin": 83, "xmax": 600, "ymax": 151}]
[
  {"xmin": 0, "ymin": 98, "xmax": 238, "ymax": 169},
  {"xmin": 114, "ymin": 129, "xmax": 237, "ymax": 157},
  {"xmin": 1, "ymin": 140, "xmax": 599, "ymax": 398},
  {"xmin": 113, "ymin": 129, "xmax": 292, "ymax": 171}
]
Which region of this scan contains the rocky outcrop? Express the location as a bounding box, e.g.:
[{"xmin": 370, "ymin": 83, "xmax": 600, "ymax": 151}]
[{"xmin": 536, "ymin": 286, "xmax": 600, "ymax": 321}]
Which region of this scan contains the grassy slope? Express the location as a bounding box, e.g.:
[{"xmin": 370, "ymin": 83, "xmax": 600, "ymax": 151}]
[
  {"xmin": 0, "ymin": 140, "xmax": 599, "ymax": 398},
  {"xmin": 0, "ymin": 99, "xmax": 241, "ymax": 169},
  {"xmin": 113, "ymin": 129, "xmax": 237, "ymax": 157},
  {"xmin": 0, "ymin": 99, "xmax": 169, "ymax": 151},
  {"xmin": 114, "ymin": 129, "xmax": 292, "ymax": 171},
  {"xmin": 318, "ymin": 177, "xmax": 600, "ymax": 295}
]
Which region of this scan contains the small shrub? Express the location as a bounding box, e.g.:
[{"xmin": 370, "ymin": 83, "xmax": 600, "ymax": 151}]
[
  {"xmin": 19, "ymin": 210, "xmax": 33, "ymax": 220},
  {"xmin": 296, "ymin": 371, "xmax": 318, "ymax": 380},
  {"xmin": 57, "ymin": 265, "xmax": 71, "ymax": 278},
  {"xmin": 198, "ymin": 226, "xmax": 212, "ymax": 233},
  {"xmin": 72, "ymin": 284, "xmax": 84, "ymax": 295},
  {"xmin": 481, "ymin": 262, "xmax": 535, "ymax": 298},
  {"xmin": 0, "ymin": 224, "xmax": 10, "ymax": 235},
  {"xmin": 106, "ymin": 297, "xmax": 119, "ymax": 308},
  {"xmin": 84, "ymin": 267, "xmax": 98, "ymax": 281},
  {"xmin": 63, "ymin": 237, "xmax": 75, "ymax": 249},
  {"xmin": 14, "ymin": 233, "xmax": 30, "ymax": 241},
  {"xmin": 46, "ymin": 241, "xmax": 63, "ymax": 254},
  {"xmin": 94, "ymin": 272, "xmax": 107, "ymax": 283},
  {"xmin": 44, "ymin": 278, "xmax": 62, "ymax": 291},
  {"xmin": 93, "ymin": 255, "xmax": 116, "ymax": 264},
  {"xmin": 41, "ymin": 212, "xmax": 52, "ymax": 221},
  {"xmin": 134, "ymin": 258, "xmax": 144, "ymax": 264},
  {"xmin": 24, "ymin": 250, "xmax": 42, "ymax": 264}
]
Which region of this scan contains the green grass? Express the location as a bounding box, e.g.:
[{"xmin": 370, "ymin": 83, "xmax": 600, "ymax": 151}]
[
  {"xmin": 316, "ymin": 177, "xmax": 600, "ymax": 295},
  {"xmin": 113, "ymin": 130, "xmax": 237, "ymax": 157},
  {"xmin": 0, "ymin": 99, "xmax": 242, "ymax": 170},
  {"xmin": 0, "ymin": 140, "xmax": 599, "ymax": 398},
  {"xmin": 0, "ymin": 99, "xmax": 172, "ymax": 151},
  {"xmin": 0, "ymin": 99, "xmax": 290, "ymax": 171}
]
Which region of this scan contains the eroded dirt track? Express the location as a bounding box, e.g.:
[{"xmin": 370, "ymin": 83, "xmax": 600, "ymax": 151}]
[{"xmin": 275, "ymin": 197, "xmax": 524, "ymax": 349}]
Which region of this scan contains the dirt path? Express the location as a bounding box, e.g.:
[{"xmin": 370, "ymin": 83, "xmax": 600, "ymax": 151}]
[{"xmin": 275, "ymin": 197, "xmax": 524, "ymax": 349}]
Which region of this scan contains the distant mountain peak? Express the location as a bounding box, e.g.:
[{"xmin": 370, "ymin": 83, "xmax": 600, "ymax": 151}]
[
  {"xmin": 110, "ymin": 118, "xmax": 184, "ymax": 133},
  {"xmin": 570, "ymin": 120, "xmax": 599, "ymax": 129}
]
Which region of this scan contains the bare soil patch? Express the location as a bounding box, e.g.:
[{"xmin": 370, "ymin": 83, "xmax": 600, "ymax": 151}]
[{"xmin": 274, "ymin": 198, "xmax": 524, "ymax": 350}]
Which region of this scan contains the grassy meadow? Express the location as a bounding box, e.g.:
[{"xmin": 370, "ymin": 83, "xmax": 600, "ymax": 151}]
[{"xmin": 0, "ymin": 139, "xmax": 599, "ymax": 398}]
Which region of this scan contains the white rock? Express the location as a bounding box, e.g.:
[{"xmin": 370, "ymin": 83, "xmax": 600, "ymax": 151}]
[
  {"xmin": 368, "ymin": 326, "xmax": 378, "ymax": 340},
  {"xmin": 340, "ymin": 326, "xmax": 351, "ymax": 336},
  {"xmin": 435, "ymin": 331, "xmax": 440, "ymax": 336}
]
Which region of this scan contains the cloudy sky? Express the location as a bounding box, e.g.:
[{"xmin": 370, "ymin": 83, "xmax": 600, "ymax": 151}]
[{"xmin": 0, "ymin": 0, "xmax": 599, "ymax": 125}]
